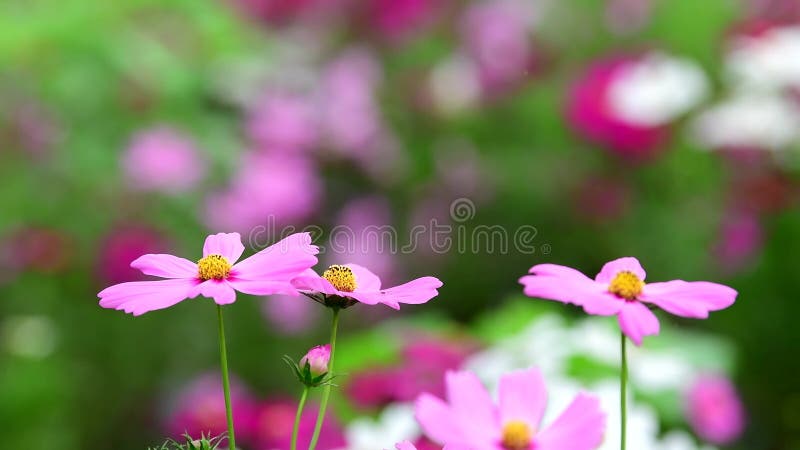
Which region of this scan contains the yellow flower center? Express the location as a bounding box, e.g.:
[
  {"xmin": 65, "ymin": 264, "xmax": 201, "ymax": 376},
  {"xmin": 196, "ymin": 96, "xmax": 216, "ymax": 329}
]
[
  {"xmin": 502, "ymin": 421, "xmax": 532, "ymax": 450},
  {"xmin": 322, "ymin": 265, "xmax": 357, "ymax": 292},
  {"xmin": 608, "ymin": 270, "xmax": 644, "ymax": 300},
  {"xmin": 197, "ymin": 254, "xmax": 231, "ymax": 281}
]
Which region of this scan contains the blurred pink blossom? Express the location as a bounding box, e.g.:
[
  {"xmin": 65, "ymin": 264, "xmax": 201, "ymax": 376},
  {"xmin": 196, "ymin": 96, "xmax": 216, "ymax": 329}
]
[
  {"xmin": 245, "ymin": 92, "xmax": 319, "ymax": 153},
  {"xmin": 367, "ymin": 0, "xmax": 443, "ymax": 42},
  {"xmin": 253, "ymin": 399, "xmax": 346, "ymax": 450},
  {"xmin": 686, "ymin": 374, "xmax": 746, "ymax": 445},
  {"xmin": 96, "ymin": 225, "xmax": 170, "ymax": 285},
  {"xmin": 712, "ymin": 211, "xmax": 763, "ymax": 274},
  {"xmin": 0, "ymin": 227, "xmax": 72, "ymax": 282},
  {"xmin": 165, "ymin": 373, "xmax": 259, "ymax": 444},
  {"xmin": 204, "ymin": 153, "xmax": 321, "ymax": 232},
  {"xmin": 261, "ymin": 294, "xmax": 320, "ymax": 335},
  {"xmin": 122, "ymin": 126, "xmax": 207, "ymax": 194},
  {"xmin": 571, "ymin": 176, "xmax": 631, "ymax": 223}
]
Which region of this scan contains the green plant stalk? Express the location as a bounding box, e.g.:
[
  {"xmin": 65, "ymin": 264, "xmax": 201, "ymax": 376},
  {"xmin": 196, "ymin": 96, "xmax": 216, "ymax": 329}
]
[
  {"xmin": 308, "ymin": 307, "xmax": 340, "ymax": 450},
  {"xmin": 291, "ymin": 386, "xmax": 310, "ymax": 450},
  {"xmin": 620, "ymin": 332, "xmax": 627, "ymax": 450},
  {"xmin": 217, "ymin": 305, "xmax": 236, "ymax": 450}
]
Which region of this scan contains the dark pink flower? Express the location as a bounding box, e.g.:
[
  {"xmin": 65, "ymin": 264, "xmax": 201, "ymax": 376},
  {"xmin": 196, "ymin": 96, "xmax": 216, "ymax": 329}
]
[
  {"xmin": 165, "ymin": 373, "xmax": 259, "ymax": 444},
  {"xmin": 253, "ymin": 399, "xmax": 346, "ymax": 450},
  {"xmin": 519, "ymin": 257, "xmax": 737, "ymax": 345},
  {"xmin": 686, "ymin": 374, "xmax": 746, "ymax": 445},
  {"xmin": 293, "ymin": 263, "xmax": 442, "ymax": 310},
  {"xmin": 98, "ymin": 232, "xmax": 318, "ymax": 316},
  {"xmin": 416, "ymin": 368, "xmax": 605, "ymax": 450},
  {"xmin": 712, "ymin": 211, "xmax": 763, "ymax": 274},
  {"xmin": 96, "ymin": 225, "xmax": 170, "ymax": 284},
  {"xmin": 368, "ymin": 0, "xmax": 442, "ymax": 42},
  {"xmin": 122, "ymin": 126, "xmax": 206, "ymax": 194}
]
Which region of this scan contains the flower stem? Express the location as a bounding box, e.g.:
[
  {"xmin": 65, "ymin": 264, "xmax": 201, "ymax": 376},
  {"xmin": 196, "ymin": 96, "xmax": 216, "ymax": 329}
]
[
  {"xmin": 308, "ymin": 307, "xmax": 340, "ymax": 450},
  {"xmin": 217, "ymin": 305, "xmax": 236, "ymax": 450},
  {"xmin": 620, "ymin": 332, "xmax": 627, "ymax": 450},
  {"xmin": 291, "ymin": 386, "xmax": 310, "ymax": 450}
]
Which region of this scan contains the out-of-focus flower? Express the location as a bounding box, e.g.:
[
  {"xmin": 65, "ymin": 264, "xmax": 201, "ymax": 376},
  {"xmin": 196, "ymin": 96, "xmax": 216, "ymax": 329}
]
[
  {"xmin": 692, "ymin": 94, "xmax": 800, "ymax": 152},
  {"xmin": 605, "ymin": 0, "xmax": 653, "ymax": 35},
  {"xmin": 347, "ymin": 404, "xmax": 420, "ymax": 450},
  {"xmin": 1, "ymin": 315, "xmax": 58, "ymax": 359},
  {"xmin": 98, "ymin": 232, "xmax": 318, "ymax": 316},
  {"xmin": 121, "ymin": 126, "xmax": 207, "ymax": 194},
  {"xmin": 3, "ymin": 100, "xmax": 63, "ymax": 160},
  {"xmin": 261, "ymin": 294, "xmax": 321, "ymax": 335},
  {"xmin": 415, "ymin": 368, "xmax": 605, "ymax": 450},
  {"xmin": 254, "ymin": 398, "xmax": 346, "ymax": 450},
  {"xmin": 96, "ymin": 225, "xmax": 170, "ymax": 285},
  {"xmin": 567, "ymin": 53, "xmax": 707, "ymax": 159},
  {"xmin": 0, "ymin": 227, "xmax": 72, "ymax": 279},
  {"xmin": 712, "ymin": 211, "xmax": 763, "ymax": 274},
  {"xmin": 204, "ymin": 153, "xmax": 322, "ymax": 232},
  {"xmin": 427, "ymin": 53, "xmax": 482, "ymax": 116},
  {"xmin": 686, "ymin": 374, "xmax": 746, "ymax": 445},
  {"xmin": 293, "ymin": 263, "xmax": 442, "ymax": 310},
  {"xmin": 726, "ymin": 22, "xmax": 800, "ymax": 92},
  {"xmin": 367, "ymin": 0, "xmax": 443, "ymax": 42},
  {"xmin": 165, "ymin": 373, "xmax": 259, "ymax": 444},
  {"xmin": 301, "ymin": 344, "xmax": 331, "ymax": 377},
  {"xmin": 245, "ymin": 92, "xmax": 319, "ymax": 152},
  {"xmin": 571, "ymin": 176, "xmax": 631, "ymax": 223},
  {"xmin": 519, "ymin": 257, "xmax": 737, "ymax": 345}
]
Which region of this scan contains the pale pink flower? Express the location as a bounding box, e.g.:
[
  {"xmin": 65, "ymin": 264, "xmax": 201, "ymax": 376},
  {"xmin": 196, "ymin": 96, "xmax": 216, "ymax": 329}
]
[
  {"xmin": 245, "ymin": 92, "xmax": 319, "ymax": 152},
  {"xmin": 686, "ymin": 374, "xmax": 746, "ymax": 445},
  {"xmin": 300, "ymin": 344, "xmax": 331, "ymax": 376},
  {"xmin": 98, "ymin": 232, "xmax": 318, "ymax": 315},
  {"xmin": 519, "ymin": 257, "xmax": 737, "ymax": 345},
  {"xmin": 292, "ymin": 264, "xmax": 442, "ymax": 310},
  {"xmin": 122, "ymin": 126, "xmax": 206, "ymax": 194},
  {"xmin": 415, "ymin": 368, "xmax": 605, "ymax": 450},
  {"xmin": 261, "ymin": 293, "xmax": 320, "ymax": 335}
]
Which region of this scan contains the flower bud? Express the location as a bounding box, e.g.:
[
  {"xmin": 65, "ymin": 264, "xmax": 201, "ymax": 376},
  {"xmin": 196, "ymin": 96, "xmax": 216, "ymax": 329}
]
[{"xmin": 300, "ymin": 344, "xmax": 331, "ymax": 377}]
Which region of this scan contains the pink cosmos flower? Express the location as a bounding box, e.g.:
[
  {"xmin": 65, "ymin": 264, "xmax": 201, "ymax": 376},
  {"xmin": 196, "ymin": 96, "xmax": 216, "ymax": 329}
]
[
  {"xmin": 122, "ymin": 126, "xmax": 206, "ymax": 194},
  {"xmin": 415, "ymin": 368, "xmax": 605, "ymax": 450},
  {"xmin": 96, "ymin": 225, "xmax": 169, "ymax": 284},
  {"xmin": 292, "ymin": 263, "xmax": 442, "ymax": 309},
  {"xmin": 686, "ymin": 374, "xmax": 746, "ymax": 445},
  {"xmin": 519, "ymin": 257, "xmax": 738, "ymax": 345},
  {"xmin": 301, "ymin": 344, "xmax": 331, "ymax": 376},
  {"xmin": 253, "ymin": 398, "xmax": 346, "ymax": 450},
  {"xmin": 98, "ymin": 232, "xmax": 318, "ymax": 316},
  {"xmin": 245, "ymin": 92, "xmax": 319, "ymax": 152}
]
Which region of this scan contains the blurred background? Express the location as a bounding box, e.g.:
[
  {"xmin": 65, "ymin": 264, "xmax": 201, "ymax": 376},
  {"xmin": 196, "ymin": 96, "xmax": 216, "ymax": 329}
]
[{"xmin": 2, "ymin": 0, "xmax": 800, "ymax": 449}]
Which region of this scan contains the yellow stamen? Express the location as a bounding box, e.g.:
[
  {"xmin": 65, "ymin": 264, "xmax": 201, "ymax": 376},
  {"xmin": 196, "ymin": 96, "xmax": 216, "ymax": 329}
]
[
  {"xmin": 608, "ymin": 270, "xmax": 644, "ymax": 300},
  {"xmin": 197, "ymin": 254, "xmax": 231, "ymax": 281},
  {"xmin": 501, "ymin": 421, "xmax": 532, "ymax": 450},
  {"xmin": 322, "ymin": 265, "xmax": 357, "ymax": 292}
]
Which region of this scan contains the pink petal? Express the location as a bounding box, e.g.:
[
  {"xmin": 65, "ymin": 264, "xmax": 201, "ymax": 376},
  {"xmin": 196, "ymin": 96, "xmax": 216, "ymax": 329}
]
[
  {"xmin": 498, "ymin": 368, "xmax": 547, "ymax": 430},
  {"xmin": 381, "ymin": 277, "xmax": 443, "ymax": 305},
  {"xmin": 445, "ymin": 371, "xmax": 500, "ymax": 445},
  {"xmin": 227, "ymin": 278, "xmax": 298, "ymax": 297},
  {"xmin": 232, "ymin": 232, "xmax": 318, "ymax": 281},
  {"xmin": 594, "ymin": 257, "xmax": 646, "ymax": 283},
  {"xmin": 519, "ymin": 264, "xmax": 608, "ymax": 307},
  {"xmin": 580, "ymin": 294, "xmax": 625, "ymax": 316},
  {"xmin": 641, "ymin": 281, "xmax": 737, "ymax": 319},
  {"xmin": 203, "ymin": 232, "xmax": 245, "ymax": 263},
  {"xmin": 98, "ymin": 278, "xmax": 195, "ymax": 316},
  {"xmin": 416, "ymin": 393, "xmax": 463, "ymax": 445},
  {"xmin": 130, "ymin": 254, "xmax": 197, "ymax": 279},
  {"xmin": 617, "ymin": 301, "xmax": 660, "ymax": 346},
  {"xmin": 535, "ymin": 393, "xmax": 605, "ymax": 450},
  {"xmin": 189, "ymin": 280, "xmax": 237, "ymax": 305},
  {"xmin": 291, "ymin": 270, "xmax": 340, "ymax": 296},
  {"xmin": 348, "ymin": 263, "xmax": 382, "ymax": 291},
  {"xmin": 394, "ymin": 441, "xmax": 417, "ymax": 450}
]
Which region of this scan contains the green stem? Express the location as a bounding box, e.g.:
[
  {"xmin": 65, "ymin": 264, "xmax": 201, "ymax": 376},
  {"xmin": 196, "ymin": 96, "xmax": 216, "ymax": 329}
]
[
  {"xmin": 308, "ymin": 307, "xmax": 340, "ymax": 450},
  {"xmin": 217, "ymin": 305, "xmax": 236, "ymax": 450},
  {"xmin": 620, "ymin": 332, "xmax": 627, "ymax": 450},
  {"xmin": 291, "ymin": 387, "xmax": 310, "ymax": 450}
]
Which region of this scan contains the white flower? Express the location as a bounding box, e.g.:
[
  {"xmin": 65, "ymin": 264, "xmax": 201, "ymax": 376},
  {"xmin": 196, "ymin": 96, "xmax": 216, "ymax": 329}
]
[
  {"xmin": 344, "ymin": 404, "xmax": 420, "ymax": 450},
  {"xmin": 727, "ymin": 25, "xmax": 800, "ymax": 92}
]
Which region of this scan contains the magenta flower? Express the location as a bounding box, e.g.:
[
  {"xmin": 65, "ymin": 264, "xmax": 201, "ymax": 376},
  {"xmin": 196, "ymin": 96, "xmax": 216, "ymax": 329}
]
[
  {"xmin": 416, "ymin": 368, "xmax": 605, "ymax": 450},
  {"xmin": 519, "ymin": 257, "xmax": 737, "ymax": 345},
  {"xmin": 96, "ymin": 225, "xmax": 169, "ymax": 284},
  {"xmin": 253, "ymin": 399, "xmax": 346, "ymax": 450},
  {"xmin": 98, "ymin": 232, "xmax": 318, "ymax": 315},
  {"xmin": 686, "ymin": 374, "xmax": 746, "ymax": 445},
  {"xmin": 292, "ymin": 263, "xmax": 442, "ymax": 310},
  {"xmin": 122, "ymin": 126, "xmax": 206, "ymax": 194},
  {"xmin": 301, "ymin": 344, "xmax": 331, "ymax": 377}
]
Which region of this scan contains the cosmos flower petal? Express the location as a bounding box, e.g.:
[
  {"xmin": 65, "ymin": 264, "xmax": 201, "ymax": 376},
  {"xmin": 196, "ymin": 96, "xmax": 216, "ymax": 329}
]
[
  {"xmin": 203, "ymin": 232, "xmax": 245, "ymax": 263},
  {"xmin": 233, "ymin": 232, "xmax": 319, "ymax": 281},
  {"xmin": 519, "ymin": 268, "xmax": 608, "ymax": 307},
  {"xmin": 348, "ymin": 263, "xmax": 382, "ymax": 291},
  {"xmin": 580, "ymin": 293, "xmax": 625, "ymax": 316},
  {"xmin": 595, "ymin": 257, "xmax": 646, "ymax": 283},
  {"xmin": 617, "ymin": 301, "xmax": 660, "ymax": 345},
  {"xmin": 498, "ymin": 367, "xmax": 547, "ymax": 429},
  {"xmin": 379, "ymin": 277, "xmax": 443, "ymax": 305},
  {"xmin": 641, "ymin": 281, "xmax": 737, "ymax": 319},
  {"xmin": 394, "ymin": 441, "xmax": 417, "ymax": 450},
  {"xmin": 534, "ymin": 393, "xmax": 605, "ymax": 450},
  {"xmin": 98, "ymin": 278, "xmax": 196, "ymax": 315},
  {"xmin": 415, "ymin": 393, "xmax": 464, "ymax": 446},
  {"xmin": 292, "ymin": 270, "xmax": 340, "ymax": 296},
  {"xmin": 445, "ymin": 371, "xmax": 501, "ymax": 443},
  {"xmin": 189, "ymin": 280, "xmax": 237, "ymax": 305},
  {"xmin": 130, "ymin": 253, "xmax": 197, "ymax": 279},
  {"xmin": 227, "ymin": 278, "xmax": 299, "ymax": 297}
]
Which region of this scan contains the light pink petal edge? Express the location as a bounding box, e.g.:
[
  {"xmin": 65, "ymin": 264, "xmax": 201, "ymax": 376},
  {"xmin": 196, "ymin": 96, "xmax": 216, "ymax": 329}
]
[
  {"xmin": 203, "ymin": 232, "xmax": 245, "ymax": 263},
  {"xmin": 595, "ymin": 257, "xmax": 646, "ymax": 283},
  {"xmin": 535, "ymin": 393, "xmax": 606, "ymax": 450},
  {"xmin": 98, "ymin": 278, "xmax": 195, "ymax": 316},
  {"xmin": 641, "ymin": 280, "xmax": 737, "ymax": 319},
  {"xmin": 130, "ymin": 254, "xmax": 197, "ymax": 279}
]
